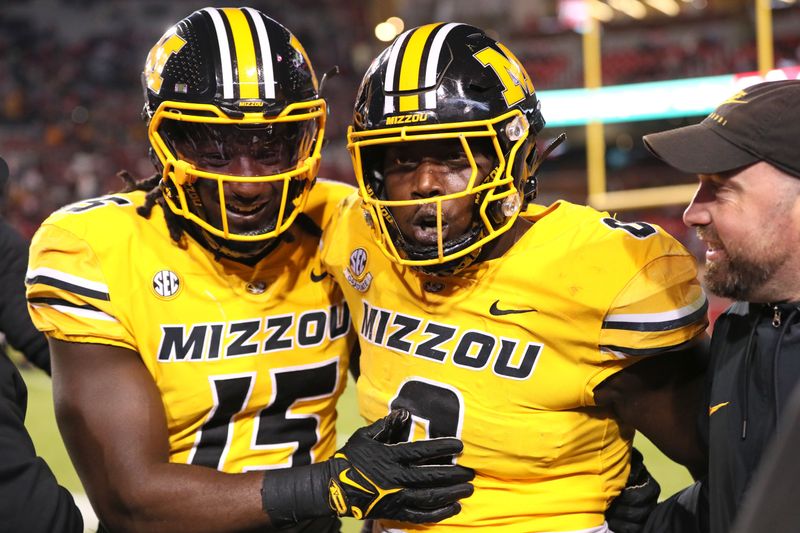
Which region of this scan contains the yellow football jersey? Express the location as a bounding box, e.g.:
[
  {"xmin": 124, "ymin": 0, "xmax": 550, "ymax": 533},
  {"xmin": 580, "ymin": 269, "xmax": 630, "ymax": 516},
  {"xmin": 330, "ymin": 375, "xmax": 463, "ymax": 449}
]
[
  {"xmin": 321, "ymin": 196, "xmax": 708, "ymax": 532},
  {"xmin": 27, "ymin": 180, "xmax": 356, "ymax": 473}
]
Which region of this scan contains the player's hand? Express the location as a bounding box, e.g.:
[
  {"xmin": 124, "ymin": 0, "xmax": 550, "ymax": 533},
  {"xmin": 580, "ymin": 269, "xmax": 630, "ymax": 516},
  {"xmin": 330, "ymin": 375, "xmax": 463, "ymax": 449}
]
[
  {"xmin": 606, "ymin": 447, "xmax": 661, "ymax": 533},
  {"xmin": 326, "ymin": 408, "xmax": 475, "ymax": 523},
  {"xmin": 260, "ymin": 409, "xmax": 474, "ymax": 527}
]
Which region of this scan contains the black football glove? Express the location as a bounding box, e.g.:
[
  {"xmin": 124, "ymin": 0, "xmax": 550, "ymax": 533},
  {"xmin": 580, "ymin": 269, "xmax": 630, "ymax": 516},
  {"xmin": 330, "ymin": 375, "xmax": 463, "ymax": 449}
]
[
  {"xmin": 261, "ymin": 409, "xmax": 474, "ymax": 527},
  {"xmin": 606, "ymin": 447, "xmax": 661, "ymax": 533}
]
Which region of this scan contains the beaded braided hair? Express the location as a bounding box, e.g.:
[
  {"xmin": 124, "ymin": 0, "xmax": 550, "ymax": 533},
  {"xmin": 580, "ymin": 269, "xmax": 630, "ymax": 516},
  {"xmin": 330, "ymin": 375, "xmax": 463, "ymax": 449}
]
[{"xmin": 116, "ymin": 170, "xmax": 188, "ymax": 247}]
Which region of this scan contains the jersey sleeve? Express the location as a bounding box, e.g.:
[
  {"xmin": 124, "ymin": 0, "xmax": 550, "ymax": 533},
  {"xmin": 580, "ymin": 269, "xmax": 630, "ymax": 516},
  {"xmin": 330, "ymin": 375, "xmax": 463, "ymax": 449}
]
[
  {"xmin": 599, "ymin": 252, "xmax": 708, "ymax": 357},
  {"xmin": 585, "ymin": 250, "xmax": 707, "ymax": 397},
  {"xmin": 26, "ymin": 223, "xmax": 135, "ymax": 350}
]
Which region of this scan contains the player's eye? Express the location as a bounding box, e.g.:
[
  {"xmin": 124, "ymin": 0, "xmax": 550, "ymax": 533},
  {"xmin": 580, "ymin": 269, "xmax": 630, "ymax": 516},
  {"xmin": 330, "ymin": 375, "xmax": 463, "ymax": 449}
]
[
  {"xmin": 443, "ymin": 151, "xmax": 469, "ymax": 167},
  {"xmin": 198, "ymin": 153, "xmax": 230, "ymax": 167}
]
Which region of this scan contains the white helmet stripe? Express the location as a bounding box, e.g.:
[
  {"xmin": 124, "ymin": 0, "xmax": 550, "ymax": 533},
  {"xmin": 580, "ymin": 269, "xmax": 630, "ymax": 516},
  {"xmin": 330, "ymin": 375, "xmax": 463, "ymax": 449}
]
[
  {"xmin": 203, "ymin": 8, "xmax": 234, "ymax": 99},
  {"xmin": 424, "ymin": 23, "xmax": 462, "ymax": 109},
  {"xmin": 382, "ymin": 29, "xmax": 412, "ymax": 115},
  {"xmin": 243, "ymin": 7, "xmax": 275, "ymax": 99}
]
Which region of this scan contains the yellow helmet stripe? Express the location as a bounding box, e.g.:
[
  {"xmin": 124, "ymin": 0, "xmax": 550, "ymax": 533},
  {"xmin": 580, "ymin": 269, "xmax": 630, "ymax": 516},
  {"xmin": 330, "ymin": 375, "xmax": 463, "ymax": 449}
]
[
  {"xmin": 397, "ymin": 23, "xmax": 441, "ymax": 112},
  {"xmin": 244, "ymin": 7, "xmax": 275, "ymax": 99},
  {"xmin": 202, "ymin": 8, "xmax": 235, "ymax": 99},
  {"xmin": 222, "ymin": 8, "xmax": 259, "ymax": 100},
  {"xmin": 422, "ymin": 23, "xmax": 462, "ymax": 109}
]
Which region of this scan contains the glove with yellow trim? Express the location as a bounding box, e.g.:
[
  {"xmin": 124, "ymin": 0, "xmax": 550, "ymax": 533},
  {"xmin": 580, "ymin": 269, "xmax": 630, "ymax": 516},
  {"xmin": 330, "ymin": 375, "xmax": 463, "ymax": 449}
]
[{"xmin": 261, "ymin": 409, "xmax": 474, "ymax": 527}]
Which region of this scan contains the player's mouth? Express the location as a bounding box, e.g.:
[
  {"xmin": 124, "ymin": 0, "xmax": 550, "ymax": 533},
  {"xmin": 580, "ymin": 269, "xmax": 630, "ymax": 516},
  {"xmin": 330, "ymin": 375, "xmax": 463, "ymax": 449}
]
[
  {"xmin": 409, "ymin": 211, "xmax": 447, "ymax": 245},
  {"xmin": 224, "ymin": 200, "xmax": 274, "ymax": 228}
]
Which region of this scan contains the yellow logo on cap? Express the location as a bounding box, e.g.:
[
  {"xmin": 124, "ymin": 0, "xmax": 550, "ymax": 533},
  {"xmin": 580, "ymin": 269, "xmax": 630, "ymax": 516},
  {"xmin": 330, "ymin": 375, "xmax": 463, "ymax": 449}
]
[
  {"xmin": 721, "ymin": 90, "xmax": 749, "ymax": 106},
  {"xmin": 709, "ymin": 90, "xmax": 751, "ymax": 126}
]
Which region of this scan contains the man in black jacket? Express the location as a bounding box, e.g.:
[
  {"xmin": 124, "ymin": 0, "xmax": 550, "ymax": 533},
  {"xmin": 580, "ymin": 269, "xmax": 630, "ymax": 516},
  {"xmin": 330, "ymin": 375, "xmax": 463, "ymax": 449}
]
[
  {"xmin": 0, "ymin": 156, "xmax": 84, "ymax": 531},
  {"xmin": 642, "ymin": 80, "xmax": 800, "ymax": 533},
  {"xmin": 0, "ymin": 164, "xmax": 51, "ymax": 375}
]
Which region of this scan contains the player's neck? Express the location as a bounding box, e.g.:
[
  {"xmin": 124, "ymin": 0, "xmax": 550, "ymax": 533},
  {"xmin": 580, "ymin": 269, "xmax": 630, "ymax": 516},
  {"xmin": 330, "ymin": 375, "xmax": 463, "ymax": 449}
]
[{"xmin": 478, "ymin": 217, "xmax": 533, "ymax": 263}]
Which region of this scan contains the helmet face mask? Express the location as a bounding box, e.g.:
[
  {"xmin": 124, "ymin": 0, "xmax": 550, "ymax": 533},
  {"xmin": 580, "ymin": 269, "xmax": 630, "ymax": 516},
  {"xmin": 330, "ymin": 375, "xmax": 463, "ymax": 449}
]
[
  {"xmin": 348, "ymin": 23, "xmax": 544, "ymax": 274},
  {"xmin": 142, "ymin": 7, "xmax": 325, "ymax": 244},
  {"xmin": 359, "ymin": 135, "xmax": 505, "ymax": 269}
]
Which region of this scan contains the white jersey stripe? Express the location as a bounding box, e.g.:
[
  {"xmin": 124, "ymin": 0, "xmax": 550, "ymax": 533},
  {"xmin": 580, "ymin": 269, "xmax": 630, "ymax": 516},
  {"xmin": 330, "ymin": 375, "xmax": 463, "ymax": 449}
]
[
  {"xmin": 604, "ymin": 293, "xmax": 707, "ymax": 325},
  {"xmin": 26, "ymin": 267, "xmax": 110, "ymax": 294},
  {"xmin": 423, "ymin": 23, "xmax": 461, "ymax": 109},
  {"xmin": 203, "ymin": 8, "xmax": 234, "ymax": 99},
  {"xmin": 30, "ymin": 303, "xmax": 118, "ymax": 323},
  {"xmin": 383, "ymin": 29, "xmax": 412, "ymax": 115},
  {"xmin": 243, "ymin": 7, "xmax": 274, "ymax": 99}
]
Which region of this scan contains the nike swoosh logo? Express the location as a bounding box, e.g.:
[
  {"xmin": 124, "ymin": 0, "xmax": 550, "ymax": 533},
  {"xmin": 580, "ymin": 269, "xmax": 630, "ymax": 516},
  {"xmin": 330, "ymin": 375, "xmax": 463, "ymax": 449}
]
[
  {"xmin": 489, "ymin": 300, "xmax": 537, "ymax": 316},
  {"xmin": 310, "ymin": 270, "xmax": 329, "ymax": 282},
  {"xmin": 709, "ymin": 402, "xmax": 730, "ymax": 415}
]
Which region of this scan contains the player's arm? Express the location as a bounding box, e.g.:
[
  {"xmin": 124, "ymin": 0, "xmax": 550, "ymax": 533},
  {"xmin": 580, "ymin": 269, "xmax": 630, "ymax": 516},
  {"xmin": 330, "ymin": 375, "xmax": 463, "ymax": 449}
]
[
  {"xmin": 50, "ymin": 338, "xmax": 269, "ymax": 532},
  {"xmin": 593, "ymin": 337, "xmax": 709, "ymax": 478},
  {"xmin": 50, "ymin": 338, "xmax": 473, "ymax": 532}
]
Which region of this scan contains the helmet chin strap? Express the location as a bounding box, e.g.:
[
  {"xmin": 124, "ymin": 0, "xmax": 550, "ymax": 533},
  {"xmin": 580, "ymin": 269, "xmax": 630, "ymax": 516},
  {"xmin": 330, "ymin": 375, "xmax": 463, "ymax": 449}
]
[
  {"xmin": 181, "ymin": 216, "xmax": 283, "ymax": 265},
  {"xmin": 398, "ymin": 223, "xmax": 486, "ymax": 277}
]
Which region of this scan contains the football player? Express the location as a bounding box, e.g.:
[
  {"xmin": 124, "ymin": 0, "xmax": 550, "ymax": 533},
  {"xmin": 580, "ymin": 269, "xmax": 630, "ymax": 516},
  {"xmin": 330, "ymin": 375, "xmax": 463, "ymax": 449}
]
[
  {"xmin": 321, "ymin": 23, "xmax": 708, "ymax": 532},
  {"xmin": 25, "ymin": 9, "xmax": 473, "ymax": 533}
]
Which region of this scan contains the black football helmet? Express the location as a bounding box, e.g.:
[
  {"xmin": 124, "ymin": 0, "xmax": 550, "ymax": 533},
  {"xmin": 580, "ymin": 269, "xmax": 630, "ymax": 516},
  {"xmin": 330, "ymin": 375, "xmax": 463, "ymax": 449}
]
[
  {"xmin": 347, "ymin": 23, "xmax": 545, "ymax": 273},
  {"xmin": 142, "ymin": 7, "xmax": 325, "ymax": 242}
]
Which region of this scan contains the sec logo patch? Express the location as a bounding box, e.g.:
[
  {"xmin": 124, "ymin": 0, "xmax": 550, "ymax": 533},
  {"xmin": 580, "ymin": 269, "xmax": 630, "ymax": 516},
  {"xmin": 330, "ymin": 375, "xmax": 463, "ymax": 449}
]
[
  {"xmin": 152, "ymin": 270, "xmax": 181, "ymax": 299},
  {"xmin": 344, "ymin": 248, "xmax": 373, "ymax": 292}
]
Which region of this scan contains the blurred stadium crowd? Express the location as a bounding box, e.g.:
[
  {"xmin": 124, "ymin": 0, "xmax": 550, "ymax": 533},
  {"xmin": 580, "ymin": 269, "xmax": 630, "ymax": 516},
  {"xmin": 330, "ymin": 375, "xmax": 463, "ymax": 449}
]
[{"xmin": 1, "ymin": 0, "xmax": 798, "ymax": 286}]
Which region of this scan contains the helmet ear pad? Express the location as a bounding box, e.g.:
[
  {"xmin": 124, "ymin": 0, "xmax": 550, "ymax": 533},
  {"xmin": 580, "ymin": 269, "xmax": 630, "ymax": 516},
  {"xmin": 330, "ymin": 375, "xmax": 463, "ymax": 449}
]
[{"xmin": 484, "ymin": 124, "xmax": 538, "ymax": 225}]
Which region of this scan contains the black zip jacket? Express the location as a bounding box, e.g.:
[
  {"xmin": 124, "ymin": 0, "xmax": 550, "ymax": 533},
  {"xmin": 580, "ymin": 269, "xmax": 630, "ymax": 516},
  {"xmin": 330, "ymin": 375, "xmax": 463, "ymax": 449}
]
[
  {"xmin": 645, "ymin": 300, "xmax": 800, "ymax": 533},
  {"xmin": 0, "ymin": 351, "xmax": 83, "ymax": 531},
  {"xmin": 0, "ymin": 217, "xmax": 50, "ymax": 374},
  {"xmin": 704, "ymin": 301, "xmax": 800, "ymax": 533}
]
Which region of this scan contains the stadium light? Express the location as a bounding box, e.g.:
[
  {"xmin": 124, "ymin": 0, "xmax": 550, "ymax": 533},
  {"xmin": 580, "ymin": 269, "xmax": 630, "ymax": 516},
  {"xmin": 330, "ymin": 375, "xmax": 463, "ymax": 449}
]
[
  {"xmin": 386, "ymin": 16, "xmax": 405, "ymax": 33},
  {"xmin": 645, "ymin": 0, "xmax": 681, "ymax": 16},
  {"xmin": 608, "ymin": 0, "xmax": 647, "ymax": 18},
  {"xmin": 374, "ymin": 21, "xmax": 398, "ymax": 42},
  {"xmin": 589, "ymin": 0, "xmax": 615, "ymax": 21}
]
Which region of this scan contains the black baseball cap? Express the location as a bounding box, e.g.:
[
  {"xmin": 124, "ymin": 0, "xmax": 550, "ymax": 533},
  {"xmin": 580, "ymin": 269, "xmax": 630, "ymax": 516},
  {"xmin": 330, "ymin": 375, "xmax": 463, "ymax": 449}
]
[{"xmin": 643, "ymin": 80, "xmax": 800, "ymax": 178}]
